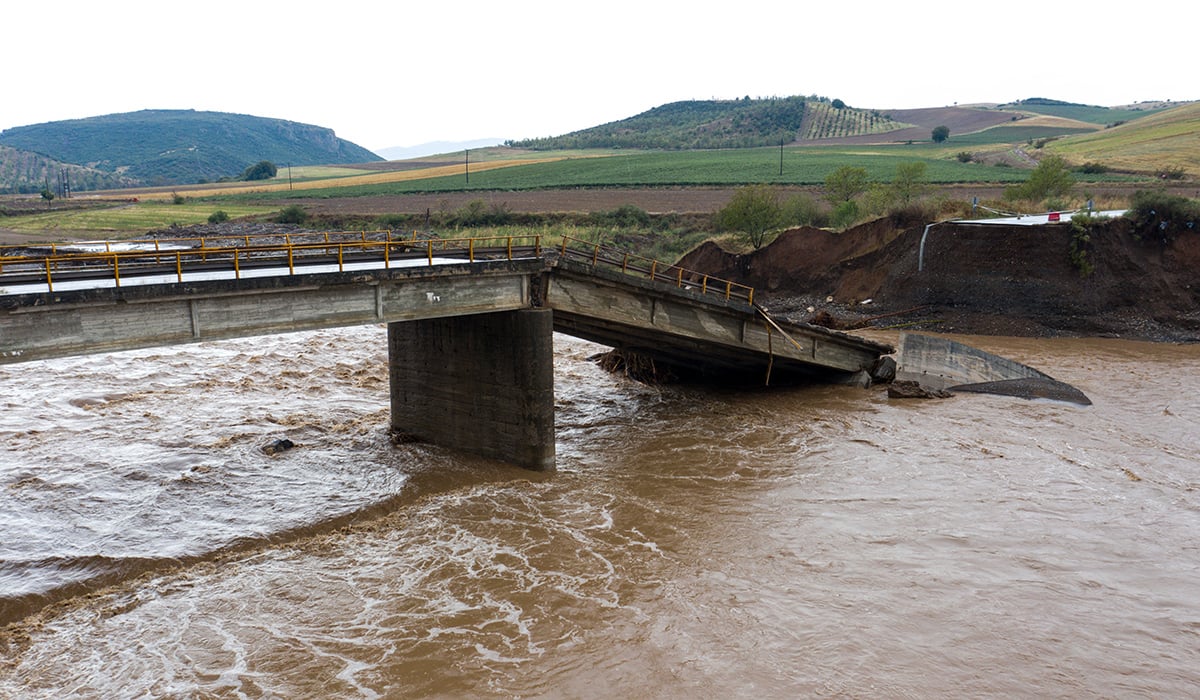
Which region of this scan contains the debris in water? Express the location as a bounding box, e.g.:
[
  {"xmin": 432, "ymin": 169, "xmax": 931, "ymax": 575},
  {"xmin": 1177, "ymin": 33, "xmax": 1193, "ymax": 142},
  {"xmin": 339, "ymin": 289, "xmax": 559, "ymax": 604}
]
[
  {"xmin": 887, "ymin": 380, "xmax": 953, "ymax": 399},
  {"xmin": 262, "ymin": 438, "xmax": 295, "ymax": 455}
]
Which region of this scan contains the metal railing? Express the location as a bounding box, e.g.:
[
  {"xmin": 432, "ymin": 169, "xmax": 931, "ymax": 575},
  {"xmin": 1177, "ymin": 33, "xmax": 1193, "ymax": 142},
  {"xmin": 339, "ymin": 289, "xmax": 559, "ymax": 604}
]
[
  {"xmin": 0, "ymin": 228, "xmax": 421, "ymax": 259},
  {"xmin": 0, "ymin": 232, "xmax": 543, "ymax": 292},
  {"xmin": 1, "ymin": 231, "xmax": 754, "ymax": 305},
  {"xmin": 557, "ymin": 236, "xmax": 754, "ymax": 305}
]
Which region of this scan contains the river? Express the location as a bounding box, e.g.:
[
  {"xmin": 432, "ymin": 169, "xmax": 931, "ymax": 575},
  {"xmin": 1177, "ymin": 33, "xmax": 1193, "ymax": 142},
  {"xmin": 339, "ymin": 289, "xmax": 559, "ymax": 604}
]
[{"xmin": 1, "ymin": 326, "xmax": 1197, "ymax": 698}]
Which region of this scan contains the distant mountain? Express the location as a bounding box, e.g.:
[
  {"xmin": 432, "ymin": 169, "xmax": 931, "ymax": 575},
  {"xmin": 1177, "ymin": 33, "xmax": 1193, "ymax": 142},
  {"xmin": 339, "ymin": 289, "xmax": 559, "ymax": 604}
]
[
  {"xmin": 0, "ymin": 109, "xmax": 382, "ymax": 190},
  {"xmin": 376, "ymin": 138, "xmax": 503, "ymax": 161},
  {"xmin": 505, "ymin": 96, "xmax": 908, "ymax": 150}
]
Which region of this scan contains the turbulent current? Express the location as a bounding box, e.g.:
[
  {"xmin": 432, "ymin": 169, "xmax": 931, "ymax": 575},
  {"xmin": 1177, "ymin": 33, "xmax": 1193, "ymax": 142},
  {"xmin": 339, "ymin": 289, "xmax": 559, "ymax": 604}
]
[{"xmin": 1, "ymin": 326, "xmax": 1197, "ymax": 698}]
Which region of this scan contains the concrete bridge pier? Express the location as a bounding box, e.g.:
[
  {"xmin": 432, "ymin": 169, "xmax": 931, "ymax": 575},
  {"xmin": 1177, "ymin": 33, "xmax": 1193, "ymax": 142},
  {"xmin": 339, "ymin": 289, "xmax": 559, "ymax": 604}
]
[{"xmin": 387, "ymin": 309, "xmax": 556, "ymax": 471}]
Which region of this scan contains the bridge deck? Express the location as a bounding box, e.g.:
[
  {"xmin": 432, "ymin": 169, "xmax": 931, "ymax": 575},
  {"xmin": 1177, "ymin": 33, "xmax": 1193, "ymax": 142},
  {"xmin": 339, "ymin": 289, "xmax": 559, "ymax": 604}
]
[{"xmin": 0, "ymin": 232, "xmax": 891, "ymax": 381}]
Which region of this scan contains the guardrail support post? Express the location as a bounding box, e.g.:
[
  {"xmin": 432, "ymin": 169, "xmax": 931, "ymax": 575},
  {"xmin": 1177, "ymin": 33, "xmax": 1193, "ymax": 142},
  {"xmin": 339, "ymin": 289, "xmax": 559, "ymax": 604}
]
[{"xmin": 387, "ymin": 309, "xmax": 556, "ymax": 471}]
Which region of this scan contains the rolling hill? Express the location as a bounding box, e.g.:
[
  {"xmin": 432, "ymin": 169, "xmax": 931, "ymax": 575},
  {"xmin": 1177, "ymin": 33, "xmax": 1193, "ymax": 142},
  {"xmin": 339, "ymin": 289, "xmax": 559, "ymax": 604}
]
[
  {"xmin": 502, "ymin": 96, "xmax": 1177, "ymax": 152},
  {"xmin": 1045, "ymin": 100, "xmax": 1200, "ymax": 176},
  {"xmin": 507, "ymin": 96, "xmax": 909, "ymax": 150},
  {"xmin": 0, "ymin": 110, "xmax": 381, "ymax": 191}
]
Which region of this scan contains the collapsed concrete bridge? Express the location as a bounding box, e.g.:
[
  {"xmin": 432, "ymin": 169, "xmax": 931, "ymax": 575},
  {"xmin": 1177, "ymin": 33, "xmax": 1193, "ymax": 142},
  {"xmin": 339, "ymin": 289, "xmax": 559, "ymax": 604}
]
[{"xmin": 0, "ymin": 233, "xmax": 892, "ymax": 470}]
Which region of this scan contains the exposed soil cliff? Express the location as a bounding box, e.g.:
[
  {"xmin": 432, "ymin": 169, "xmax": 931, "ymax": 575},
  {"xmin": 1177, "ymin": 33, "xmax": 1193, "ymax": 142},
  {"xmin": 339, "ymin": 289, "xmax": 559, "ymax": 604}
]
[{"xmin": 677, "ymin": 214, "xmax": 1200, "ymax": 341}]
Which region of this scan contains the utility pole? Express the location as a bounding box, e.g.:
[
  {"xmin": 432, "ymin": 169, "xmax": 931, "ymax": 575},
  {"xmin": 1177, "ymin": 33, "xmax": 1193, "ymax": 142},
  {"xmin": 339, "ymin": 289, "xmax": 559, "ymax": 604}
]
[
  {"xmin": 779, "ymin": 139, "xmax": 784, "ymax": 177},
  {"xmin": 465, "ymin": 149, "xmax": 470, "ymax": 184}
]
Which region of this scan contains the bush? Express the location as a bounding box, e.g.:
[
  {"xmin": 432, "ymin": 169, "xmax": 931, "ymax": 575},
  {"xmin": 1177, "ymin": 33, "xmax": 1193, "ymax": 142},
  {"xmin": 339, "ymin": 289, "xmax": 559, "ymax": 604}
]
[
  {"xmin": 830, "ymin": 200, "xmax": 861, "ymax": 229},
  {"xmin": 1128, "ymin": 190, "xmax": 1200, "ymax": 242},
  {"xmin": 1068, "ymin": 219, "xmax": 1094, "ymax": 277},
  {"xmin": 451, "ymin": 199, "xmax": 513, "ymax": 227},
  {"xmin": 780, "ymin": 193, "xmax": 826, "ymax": 227},
  {"xmin": 207, "ymin": 210, "xmax": 229, "ymax": 224},
  {"xmin": 589, "ymin": 204, "xmax": 651, "ymax": 228},
  {"xmin": 955, "ymin": 151, "xmax": 973, "ymax": 163},
  {"xmin": 374, "ymin": 213, "xmax": 415, "ymax": 231},
  {"xmin": 1078, "ymin": 162, "xmax": 1109, "ymax": 174},
  {"xmin": 172, "ymin": 192, "xmax": 186, "ymax": 205},
  {"xmin": 275, "ymin": 204, "xmax": 308, "ymax": 225},
  {"xmin": 888, "ymin": 199, "xmax": 942, "ymax": 226}
]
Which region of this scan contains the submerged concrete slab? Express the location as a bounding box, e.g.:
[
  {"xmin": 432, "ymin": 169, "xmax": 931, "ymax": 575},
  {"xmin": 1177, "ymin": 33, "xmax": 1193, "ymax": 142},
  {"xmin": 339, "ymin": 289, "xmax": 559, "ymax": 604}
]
[{"xmin": 894, "ymin": 333, "xmax": 1090, "ymax": 405}]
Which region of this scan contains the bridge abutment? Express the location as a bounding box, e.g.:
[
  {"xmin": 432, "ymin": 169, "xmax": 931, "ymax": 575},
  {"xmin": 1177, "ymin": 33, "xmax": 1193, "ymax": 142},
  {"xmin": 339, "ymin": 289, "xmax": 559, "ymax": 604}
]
[{"xmin": 387, "ymin": 309, "xmax": 556, "ymax": 471}]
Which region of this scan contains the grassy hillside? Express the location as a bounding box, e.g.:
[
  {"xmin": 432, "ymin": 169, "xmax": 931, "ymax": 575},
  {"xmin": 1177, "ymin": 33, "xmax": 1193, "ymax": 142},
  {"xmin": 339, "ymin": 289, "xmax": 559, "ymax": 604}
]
[
  {"xmin": 507, "ymin": 97, "xmax": 906, "ymax": 150},
  {"xmin": 1045, "ymin": 101, "xmax": 1200, "ymax": 176},
  {"xmin": 0, "ymin": 145, "xmax": 136, "ymax": 194},
  {"xmin": 1003, "ymin": 98, "xmax": 1170, "ymax": 126},
  {"xmin": 0, "ymin": 110, "xmax": 382, "ymax": 189}
]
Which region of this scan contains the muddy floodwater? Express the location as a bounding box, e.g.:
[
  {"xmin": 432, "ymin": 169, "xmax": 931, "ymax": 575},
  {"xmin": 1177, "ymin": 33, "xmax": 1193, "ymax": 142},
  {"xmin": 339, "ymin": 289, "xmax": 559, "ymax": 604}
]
[{"xmin": 1, "ymin": 327, "xmax": 1197, "ymax": 698}]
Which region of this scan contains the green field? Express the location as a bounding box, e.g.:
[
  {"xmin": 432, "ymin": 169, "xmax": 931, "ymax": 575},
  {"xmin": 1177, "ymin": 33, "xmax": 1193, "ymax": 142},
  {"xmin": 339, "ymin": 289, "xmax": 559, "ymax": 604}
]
[
  {"xmin": 942, "ymin": 126, "xmax": 1095, "ymax": 145},
  {"xmin": 2, "ymin": 202, "xmax": 275, "ymax": 234},
  {"xmin": 231, "ymin": 147, "xmax": 1033, "ymax": 201},
  {"xmin": 268, "ymin": 165, "xmax": 380, "ymax": 181},
  {"xmin": 1014, "ymin": 103, "xmax": 1166, "ymax": 125}
]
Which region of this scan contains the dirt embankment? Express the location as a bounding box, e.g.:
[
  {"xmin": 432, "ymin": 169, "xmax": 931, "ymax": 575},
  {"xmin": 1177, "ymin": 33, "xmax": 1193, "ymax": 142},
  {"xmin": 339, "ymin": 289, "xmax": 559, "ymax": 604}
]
[{"xmin": 677, "ymin": 214, "xmax": 1200, "ymax": 341}]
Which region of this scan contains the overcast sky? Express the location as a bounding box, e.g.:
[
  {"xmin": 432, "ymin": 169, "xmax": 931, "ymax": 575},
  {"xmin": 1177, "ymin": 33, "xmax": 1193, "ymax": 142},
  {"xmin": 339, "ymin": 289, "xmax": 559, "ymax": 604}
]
[{"xmin": 6, "ymin": 1, "xmax": 1193, "ymax": 154}]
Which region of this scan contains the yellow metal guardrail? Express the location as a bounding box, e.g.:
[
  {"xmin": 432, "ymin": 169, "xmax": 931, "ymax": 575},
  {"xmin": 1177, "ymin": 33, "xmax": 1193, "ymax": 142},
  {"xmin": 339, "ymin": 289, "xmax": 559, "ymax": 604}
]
[
  {"xmin": 1, "ymin": 231, "xmax": 754, "ymax": 304},
  {"xmin": 0, "ymin": 229, "xmax": 423, "ymax": 259},
  {"xmin": 0, "ymin": 232, "xmax": 543, "ymax": 293},
  {"xmin": 557, "ymin": 236, "xmax": 754, "ymax": 305}
]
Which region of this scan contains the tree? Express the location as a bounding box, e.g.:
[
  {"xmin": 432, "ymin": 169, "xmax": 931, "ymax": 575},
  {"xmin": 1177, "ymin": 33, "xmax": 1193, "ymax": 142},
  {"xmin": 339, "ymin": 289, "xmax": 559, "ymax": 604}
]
[
  {"xmin": 890, "ymin": 161, "xmax": 929, "ymax": 205},
  {"xmin": 931, "ymin": 125, "xmax": 950, "ymax": 143},
  {"xmin": 831, "ymin": 98, "xmax": 846, "ymax": 109},
  {"xmin": 824, "ymin": 165, "xmax": 869, "ymax": 204},
  {"xmin": 240, "ymin": 160, "xmax": 278, "ymax": 181},
  {"xmin": 715, "ymin": 184, "xmax": 782, "ymax": 249},
  {"xmin": 1005, "ymin": 155, "xmax": 1074, "ymax": 202},
  {"xmin": 40, "ymin": 186, "xmax": 55, "ymax": 208}
]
